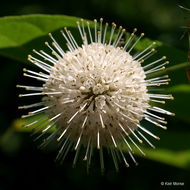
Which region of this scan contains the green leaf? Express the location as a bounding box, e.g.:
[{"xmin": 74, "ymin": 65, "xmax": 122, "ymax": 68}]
[
  {"xmin": 0, "ymin": 14, "xmax": 88, "ymax": 62},
  {"xmin": 130, "ymin": 132, "xmax": 190, "ymax": 170}
]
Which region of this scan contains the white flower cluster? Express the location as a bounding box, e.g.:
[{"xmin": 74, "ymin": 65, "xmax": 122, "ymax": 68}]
[{"xmin": 17, "ymin": 18, "xmax": 174, "ymax": 172}]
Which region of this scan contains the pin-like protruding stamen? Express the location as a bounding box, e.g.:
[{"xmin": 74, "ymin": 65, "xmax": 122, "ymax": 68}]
[
  {"xmin": 137, "ymin": 130, "xmax": 155, "ymax": 149},
  {"xmin": 99, "ymin": 113, "xmax": 105, "ymax": 128},
  {"xmin": 83, "ymin": 32, "xmax": 88, "ymax": 45},
  {"xmin": 52, "ymin": 41, "xmax": 65, "ymax": 57},
  {"xmin": 148, "ymin": 78, "xmax": 171, "ymax": 84},
  {"xmin": 126, "ymin": 126, "xmax": 143, "ymax": 143},
  {"xmin": 81, "ymin": 115, "xmax": 88, "ymax": 128},
  {"xmin": 42, "ymin": 119, "xmax": 58, "ymax": 133},
  {"xmin": 128, "ymin": 136, "xmax": 145, "ymax": 156},
  {"xmin": 62, "ymin": 99, "xmax": 75, "ymax": 104},
  {"xmin": 74, "ymin": 128, "xmax": 84, "ymax": 150},
  {"xmin": 73, "ymin": 144, "xmax": 81, "ymax": 167},
  {"xmin": 149, "ymin": 99, "xmax": 165, "ymax": 104},
  {"xmin": 133, "ymin": 42, "xmax": 156, "ymax": 60},
  {"xmin": 119, "ymin": 111, "xmax": 139, "ymax": 123},
  {"xmin": 145, "ymin": 114, "xmax": 167, "ymax": 125},
  {"xmin": 28, "ymin": 55, "xmax": 52, "ymax": 70},
  {"xmin": 108, "ymin": 128, "xmax": 117, "ymax": 148},
  {"xmin": 39, "ymin": 128, "xmax": 61, "ymax": 149},
  {"xmin": 65, "ymin": 28, "xmax": 79, "ymax": 48},
  {"xmin": 146, "ymin": 61, "xmax": 169, "ymax": 74},
  {"xmin": 145, "ymin": 117, "xmax": 167, "ymax": 130},
  {"xmin": 44, "ymin": 42, "xmax": 62, "ymax": 59},
  {"xmin": 23, "ymin": 73, "xmax": 47, "ymax": 82},
  {"xmin": 108, "ymin": 22, "xmax": 116, "ymax": 45},
  {"xmin": 118, "ymin": 145, "xmax": 129, "ymax": 167},
  {"xmin": 128, "ymin": 33, "xmax": 144, "ymax": 53},
  {"xmin": 148, "ymin": 106, "xmax": 175, "ymax": 116},
  {"xmin": 110, "ymin": 148, "xmax": 119, "ymax": 171},
  {"xmin": 118, "ymin": 122, "xmax": 129, "ymax": 136},
  {"xmin": 76, "ymin": 21, "xmax": 84, "ymax": 41},
  {"xmin": 146, "ymin": 77, "xmax": 170, "ymax": 85},
  {"xmin": 83, "ymin": 137, "xmax": 91, "ymax": 161},
  {"xmin": 18, "ymin": 102, "xmax": 44, "ymax": 110},
  {"xmin": 137, "ymin": 48, "xmax": 156, "ymax": 62},
  {"xmin": 103, "ymin": 23, "xmax": 108, "ymax": 44},
  {"xmin": 40, "ymin": 49, "xmax": 57, "ymax": 63},
  {"xmin": 81, "ymin": 19, "xmax": 85, "ymax": 37},
  {"xmin": 57, "ymin": 125, "xmax": 71, "ymax": 142},
  {"xmin": 28, "ymin": 55, "xmax": 51, "ymax": 73},
  {"xmin": 28, "ymin": 105, "xmax": 52, "ymax": 116},
  {"xmin": 145, "ymin": 66, "xmax": 165, "ymax": 75},
  {"xmin": 143, "ymin": 56, "xmax": 166, "ymax": 70},
  {"xmin": 113, "ymin": 26, "xmax": 122, "ymax": 46},
  {"xmin": 24, "ymin": 115, "xmax": 47, "ymax": 128},
  {"xmin": 145, "ymin": 111, "xmax": 165, "ymax": 121},
  {"xmin": 48, "ymin": 33, "xmax": 65, "ymax": 56},
  {"xmin": 86, "ymin": 21, "xmax": 93, "ymax": 43},
  {"xmin": 100, "ymin": 18, "xmax": 103, "ymax": 43},
  {"xmin": 128, "ymin": 149, "xmax": 138, "ymax": 166},
  {"xmin": 68, "ymin": 30, "xmax": 79, "ymax": 49},
  {"xmin": 94, "ymin": 19, "xmax": 97, "ymax": 43},
  {"xmin": 61, "ymin": 29, "xmax": 74, "ymax": 51},
  {"xmin": 33, "ymin": 49, "xmax": 56, "ymax": 65},
  {"xmin": 146, "ymin": 82, "xmax": 168, "ymax": 87},
  {"xmin": 23, "ymin": 68, "xmax": 49, "ymax": 78},
  {"xmin": 98, "ymin": 31, "xmax": 101, "ymax": 43},
  {"xmin": 120, "ymin": 133, "xmax": 134, "ymax": 153},
  {"xmin": 48, "ymin": 112, "xmax": 63, "ymax": 122},
  {"xmin": 55, "ymin": 134, "xmax": 71, "ymax": 161},
  {"xmin": 19, "ymin": 92, "xmax": 45, "ymax": 98},
  {"xmin": 16, "ymin": 85, "xmax": 43, "ymax": 91},
  {"xmin": 66, "ymin": 42, "xmax": 73, "ymax": 52},
  {"xmin": 146, "ymin": 75, "xmax": 169, "ymax": 82},
  {"xmin": 115, "ymin": 29, "xmax": 126, "ymax": 47},
  {"xmin": 137, "ymin": 124, "xmax": 160, "ymax": 140},
  {"xmin": 67, "ymin": 110, "xmax": 79, "ymax": 124},
  {"xmin": 148, "ymin": 93, "xmax": 174, "ymax": 100},
  {"xmin": 66, "ymin": 103, "xmax": 87, "ymax": 124},
  {"xmin": 97, "ymin": 128, "xmax": 100, "ymax": 149},
  {"xmin": 123, "ymin": 28, "xmax": 137, "ymax": 50}
]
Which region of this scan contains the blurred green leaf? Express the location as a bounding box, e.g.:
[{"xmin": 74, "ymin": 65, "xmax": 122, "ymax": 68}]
[
  {"xmin": 131, "ymin": 132, "xmax": 190, "ymax": 170},
  {"xmin": 12, "ymin": 114, "xmax": 56, "ymax": 133}
]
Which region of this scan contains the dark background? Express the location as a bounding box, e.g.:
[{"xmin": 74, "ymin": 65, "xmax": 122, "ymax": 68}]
[{"xmin": 0, "ymin": 0, "xmax": 190, "ymax": 190}]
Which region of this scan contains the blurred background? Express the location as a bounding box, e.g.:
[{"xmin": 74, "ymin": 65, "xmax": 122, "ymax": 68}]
[{"xmin": 0, "ymin": 0, "xmax": 190, "ymax": 189}]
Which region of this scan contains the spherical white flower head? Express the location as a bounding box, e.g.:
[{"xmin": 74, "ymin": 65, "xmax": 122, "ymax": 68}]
[
  {"xmin": 46, "ymin": 43, "xmax": 149, "ymax": 147},
  {"xmin": 18, "ymin": 18, "xmax": 174, "ymax": 171}
]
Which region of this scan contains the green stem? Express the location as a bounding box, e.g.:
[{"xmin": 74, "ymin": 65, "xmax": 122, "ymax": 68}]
[{"xmin": 147, "ymin": 62, "xmax": 190, "ymax": 79}]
